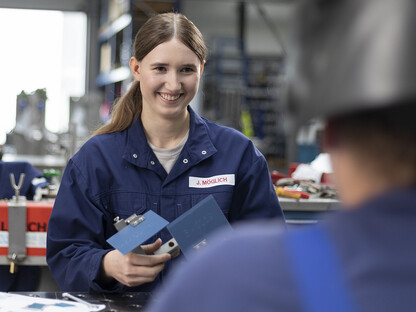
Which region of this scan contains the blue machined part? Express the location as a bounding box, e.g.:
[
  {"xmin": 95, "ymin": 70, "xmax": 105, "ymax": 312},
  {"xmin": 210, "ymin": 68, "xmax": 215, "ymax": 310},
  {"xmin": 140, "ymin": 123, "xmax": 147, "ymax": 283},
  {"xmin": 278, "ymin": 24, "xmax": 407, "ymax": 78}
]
[{"xmin": 112, "ymin": 212, "xmax": 180, "ymax": 258}]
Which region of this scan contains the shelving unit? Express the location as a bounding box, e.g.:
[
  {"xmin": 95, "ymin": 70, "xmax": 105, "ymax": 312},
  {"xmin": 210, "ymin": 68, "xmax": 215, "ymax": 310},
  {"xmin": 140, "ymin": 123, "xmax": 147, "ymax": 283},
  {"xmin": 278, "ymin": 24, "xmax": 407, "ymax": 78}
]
[
  {"xmin": 202, "ymin": 37, "xmax": 286, "ymax": 162},
  {"xmin": 96, "ymin": 0, "xmax": 176, "ymax": 121}
]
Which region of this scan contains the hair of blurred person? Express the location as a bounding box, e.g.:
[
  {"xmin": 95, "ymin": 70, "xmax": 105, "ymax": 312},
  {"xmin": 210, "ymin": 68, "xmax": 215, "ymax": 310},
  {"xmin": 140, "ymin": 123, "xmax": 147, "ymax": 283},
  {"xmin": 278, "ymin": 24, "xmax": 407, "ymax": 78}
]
[{"xmin": 325, "ymin": 103, "xmax": 416, "ymax": 207}]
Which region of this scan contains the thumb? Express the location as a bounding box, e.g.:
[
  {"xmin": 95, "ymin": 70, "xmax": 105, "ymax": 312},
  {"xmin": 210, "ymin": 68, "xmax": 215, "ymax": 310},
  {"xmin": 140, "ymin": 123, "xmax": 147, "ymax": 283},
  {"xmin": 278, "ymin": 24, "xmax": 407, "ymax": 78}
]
[{"xmin": 141, "ymin": 238, "xmax": 163, "ymax": 254}]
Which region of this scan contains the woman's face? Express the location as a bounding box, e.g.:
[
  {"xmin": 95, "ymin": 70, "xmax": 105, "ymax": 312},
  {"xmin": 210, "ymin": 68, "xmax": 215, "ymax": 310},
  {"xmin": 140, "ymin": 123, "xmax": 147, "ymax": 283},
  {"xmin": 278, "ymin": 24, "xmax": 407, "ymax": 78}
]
[{"xmin": 130, "ymin": 38, "xmax": 204, "ymax": 120}]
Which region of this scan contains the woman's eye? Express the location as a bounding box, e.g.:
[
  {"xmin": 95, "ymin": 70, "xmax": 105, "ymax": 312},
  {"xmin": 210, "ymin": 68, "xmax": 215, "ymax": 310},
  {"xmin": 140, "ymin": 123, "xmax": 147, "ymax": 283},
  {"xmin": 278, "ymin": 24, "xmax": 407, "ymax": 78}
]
[
  {"xmin": 154, "ymin": 67, "xmax": 166, "ymax": 72},
  {"xmin": 181, "ymin": 67, "xmax": 195, "ymax": 73}
]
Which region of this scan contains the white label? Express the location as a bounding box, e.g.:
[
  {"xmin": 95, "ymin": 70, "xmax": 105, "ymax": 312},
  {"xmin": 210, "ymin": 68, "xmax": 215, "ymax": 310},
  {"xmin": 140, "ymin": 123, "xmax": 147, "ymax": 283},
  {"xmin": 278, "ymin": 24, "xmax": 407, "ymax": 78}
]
[
  {"xmin": 189, "ymin": 174, "xmax": 235, "ymax": 188},
  {"xmin": 0, "ymin": 232, "xmax": 47, "ymax": 248}
]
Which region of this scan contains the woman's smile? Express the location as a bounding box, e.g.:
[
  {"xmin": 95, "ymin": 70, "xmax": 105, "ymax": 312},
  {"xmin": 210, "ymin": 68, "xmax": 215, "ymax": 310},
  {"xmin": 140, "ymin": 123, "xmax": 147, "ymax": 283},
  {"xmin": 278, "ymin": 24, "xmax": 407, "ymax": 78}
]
[{"xmin": 158, "ymin": 92, "xmax": 183, "ymax": 102}]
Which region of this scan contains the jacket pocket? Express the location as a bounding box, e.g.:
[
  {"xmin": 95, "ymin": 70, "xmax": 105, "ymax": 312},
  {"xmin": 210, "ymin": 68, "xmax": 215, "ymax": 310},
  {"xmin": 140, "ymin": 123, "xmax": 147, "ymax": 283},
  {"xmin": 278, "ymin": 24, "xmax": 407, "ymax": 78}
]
[
  {"xmin": 101, "ymin": 191, "xmax": 147, "ymax": 220},
  {"xmin": 191, "ymin": 190, "xmax": 233, "ymax": 220}
]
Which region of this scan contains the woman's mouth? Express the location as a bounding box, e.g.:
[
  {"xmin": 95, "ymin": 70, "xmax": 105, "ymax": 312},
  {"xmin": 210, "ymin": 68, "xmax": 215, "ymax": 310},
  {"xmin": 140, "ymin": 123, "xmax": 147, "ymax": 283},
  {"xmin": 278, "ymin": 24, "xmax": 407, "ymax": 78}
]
[{"xmin": 159, "ymin": 92, "xmax": 182, "ymax": 101}]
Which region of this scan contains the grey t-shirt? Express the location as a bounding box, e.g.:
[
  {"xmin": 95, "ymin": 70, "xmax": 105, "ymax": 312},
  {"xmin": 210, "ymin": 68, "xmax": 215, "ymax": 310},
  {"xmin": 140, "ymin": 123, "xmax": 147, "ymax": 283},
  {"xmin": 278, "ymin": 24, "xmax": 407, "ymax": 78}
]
[{"xmin": 148, "ymin": 131, "xmax": 189, "ymax": 174}]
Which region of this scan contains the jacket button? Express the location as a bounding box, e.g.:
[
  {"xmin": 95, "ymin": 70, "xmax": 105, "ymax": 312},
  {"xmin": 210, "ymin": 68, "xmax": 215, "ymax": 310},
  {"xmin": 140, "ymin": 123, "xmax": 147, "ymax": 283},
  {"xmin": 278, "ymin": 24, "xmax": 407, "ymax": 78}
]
[
  {"xmin": 133, "ymin": 154, "xmax": 138, "ymax": 159},
  {"xmin": 150, "ymin": 161, "xmax": 155, "ymax": 165},
  {"xmin": 183, "ymin": 158, "xmax": 188, "ymax": 164},
  {"xmin": 201, "ymin": 150, "xmax": 207, "ymax": 155}
]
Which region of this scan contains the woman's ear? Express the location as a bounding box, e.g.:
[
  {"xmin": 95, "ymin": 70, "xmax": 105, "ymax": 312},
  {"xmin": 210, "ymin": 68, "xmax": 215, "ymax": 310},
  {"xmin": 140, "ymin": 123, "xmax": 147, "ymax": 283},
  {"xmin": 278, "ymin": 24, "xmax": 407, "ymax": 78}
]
[
  {"xmin": 199, "ymin": 60, "xmax": 206, "ymax": 76},
  {"xmin": 129, "ymin": 57, "xmax": 141, "ymax": 81}
]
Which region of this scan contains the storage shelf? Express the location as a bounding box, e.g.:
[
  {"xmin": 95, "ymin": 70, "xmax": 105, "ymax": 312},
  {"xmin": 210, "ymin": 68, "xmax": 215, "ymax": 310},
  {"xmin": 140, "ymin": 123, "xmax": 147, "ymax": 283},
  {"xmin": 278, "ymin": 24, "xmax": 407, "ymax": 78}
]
[
  {"xmin": 96, "ymin": 0, "xmax": 175, "ymax": 121},
  {"xmin": 96, "ymin": 66, "xmax": 131, "ymax": 86},
  {"xmin": 98, "ymin": 13, "xmax": 132, "ymax": 42}
]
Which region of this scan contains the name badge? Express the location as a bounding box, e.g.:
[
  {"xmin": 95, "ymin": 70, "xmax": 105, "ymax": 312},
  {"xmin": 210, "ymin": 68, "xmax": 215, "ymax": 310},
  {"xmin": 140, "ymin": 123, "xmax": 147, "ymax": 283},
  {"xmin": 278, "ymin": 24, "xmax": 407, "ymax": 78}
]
[{"xmin": 189, "ymin": 174, "xmax": 235, "ymax": 188}]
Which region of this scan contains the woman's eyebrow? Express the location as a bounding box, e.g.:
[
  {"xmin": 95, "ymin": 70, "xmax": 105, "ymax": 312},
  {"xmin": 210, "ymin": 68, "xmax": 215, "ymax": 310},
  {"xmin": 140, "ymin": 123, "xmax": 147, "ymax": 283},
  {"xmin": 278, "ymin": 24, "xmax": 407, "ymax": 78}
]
[
  {"xmin": 150, "ymin": 62, "xmax": 169, "ymax": 67},
  {"xmin": 150, "ymin": 62, "xmax": 198, "ymax": 69}
]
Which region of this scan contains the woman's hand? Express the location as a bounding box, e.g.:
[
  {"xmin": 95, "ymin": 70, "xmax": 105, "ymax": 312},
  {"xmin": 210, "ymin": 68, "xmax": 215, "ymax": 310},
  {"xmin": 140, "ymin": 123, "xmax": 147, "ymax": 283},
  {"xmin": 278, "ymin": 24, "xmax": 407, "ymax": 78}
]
[{"xmin": 101, "ymin": 238, "xmax": 171, "ymax": 287}]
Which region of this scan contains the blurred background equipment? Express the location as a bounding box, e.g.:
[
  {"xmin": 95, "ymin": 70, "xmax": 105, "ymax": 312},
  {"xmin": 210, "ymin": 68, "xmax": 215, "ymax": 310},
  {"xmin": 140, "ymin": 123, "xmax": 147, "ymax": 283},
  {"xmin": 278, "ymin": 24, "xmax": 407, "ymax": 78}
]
[{"xmin": 6, "ymin": 89, "xmax": 57, "ymax": 156}]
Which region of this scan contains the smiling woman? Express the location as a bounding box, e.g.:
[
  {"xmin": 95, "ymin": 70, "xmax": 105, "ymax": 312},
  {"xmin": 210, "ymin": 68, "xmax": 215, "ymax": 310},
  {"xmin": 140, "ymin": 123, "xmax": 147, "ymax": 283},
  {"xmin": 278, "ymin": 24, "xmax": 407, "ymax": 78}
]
[
  {"xmin": 46, "ymin": 12, "xmax": 284, "ymax": 293},
  {"xmin": 0, "ymin": 8, "xmax": 87, "ymax": 143}
]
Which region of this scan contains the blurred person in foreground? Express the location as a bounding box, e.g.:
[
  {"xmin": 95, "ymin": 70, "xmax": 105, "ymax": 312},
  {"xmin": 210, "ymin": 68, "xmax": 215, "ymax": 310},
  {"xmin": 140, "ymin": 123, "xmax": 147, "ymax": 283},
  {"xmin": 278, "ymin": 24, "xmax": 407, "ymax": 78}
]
[{"xmin": 147, "ymin": 0, "xmax": 416, "ymax": 311}]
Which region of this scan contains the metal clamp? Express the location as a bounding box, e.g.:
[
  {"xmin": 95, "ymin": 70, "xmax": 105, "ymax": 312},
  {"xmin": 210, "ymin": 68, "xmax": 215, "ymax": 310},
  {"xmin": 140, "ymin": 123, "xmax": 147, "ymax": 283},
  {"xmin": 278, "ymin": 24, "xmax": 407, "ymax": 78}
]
[
  {"xmin": 113, "ymin": 214, "xmax": 145, "ymax": 231},
  {"xmin": 9, "ymin": 173, "xmax": 25, "ymax": 201},
  {"xmin": 8, "ymin": 173, "xmax": 27, "ymax": 273},
  {"xmin": 113, "ymin": 213, "xmax": 180, "ymax": 258},
  {"xmin": 113, "ymin": 214, "xmax": 147, "ymax": 255}
]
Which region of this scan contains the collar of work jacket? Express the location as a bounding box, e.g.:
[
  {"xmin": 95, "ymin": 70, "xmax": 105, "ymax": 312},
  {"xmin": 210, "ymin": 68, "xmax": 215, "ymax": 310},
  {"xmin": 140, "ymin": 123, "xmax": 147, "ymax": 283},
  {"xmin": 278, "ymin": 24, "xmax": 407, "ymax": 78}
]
[{"xmin": 122, "ymin": 106, "xmax": 218, "ymax": 185}]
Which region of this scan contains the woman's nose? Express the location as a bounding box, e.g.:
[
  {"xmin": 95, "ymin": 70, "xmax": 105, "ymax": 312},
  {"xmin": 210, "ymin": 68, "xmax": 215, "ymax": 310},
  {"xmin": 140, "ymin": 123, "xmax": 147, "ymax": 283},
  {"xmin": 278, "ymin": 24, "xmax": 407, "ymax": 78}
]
[{"xmin": 165, "ymin": 72, "xmax": 181, "ymax": 91}]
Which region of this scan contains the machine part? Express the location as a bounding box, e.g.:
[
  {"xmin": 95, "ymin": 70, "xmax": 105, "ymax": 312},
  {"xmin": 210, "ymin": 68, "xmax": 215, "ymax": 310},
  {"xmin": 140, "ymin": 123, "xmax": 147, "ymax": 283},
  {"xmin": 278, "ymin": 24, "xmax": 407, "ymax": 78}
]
[
  {"xmin": 112, "ymin": 213, "xmax": 181, "ymax": 257},
  {"xmin": 131, "ymin": 245, "xmax": 146, "ymax": 255},
  {"xmin": 112, "ymin": 214, "xmax": 147, "ymax": 255},
  {"xmin": 9, "ymin": 253, "xmax": 17, "ymax": 274},
  {"xmin": 7, "ymin": 174, "xmax": 28, "ymax": 273},
  {"xmin": 113, "ymin": 214, "xmax": 145, "ymax": 230},
  {"xmin": 125, "ymin": 214, "xmax": 145, "ymax": 227},
  {"xmin": 167, "ymin": 195, "xmax": 232, "ymax": 258},
  {"xmin": 275, "ymin": 178, "xmax": 298, "ymax": 187},
  {"xmin": 108, "ymin": 210, "xmax": 169, "ymax": 255},
  {"xmin": 154, "ymin": 238, "xmax": 180, "ymax": 258},
  {"xmin": 10, "ymin": 173, "xmax": 25, "ymax": 199},
  {"xmin": 113, "ymin": 216, "xmax": 127, "ymax": 232},
  {"xmin": 193, "ymin": 239, "xmax": 207, "ymax": 250}
]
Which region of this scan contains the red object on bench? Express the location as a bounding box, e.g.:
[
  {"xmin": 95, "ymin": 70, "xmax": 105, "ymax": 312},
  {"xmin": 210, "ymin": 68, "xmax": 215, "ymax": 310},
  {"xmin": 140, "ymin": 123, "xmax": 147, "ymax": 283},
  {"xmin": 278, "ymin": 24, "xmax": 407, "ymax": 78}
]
[{"xmin": 0, "ymin": 201, "xmax": 53, "ymax": 256}]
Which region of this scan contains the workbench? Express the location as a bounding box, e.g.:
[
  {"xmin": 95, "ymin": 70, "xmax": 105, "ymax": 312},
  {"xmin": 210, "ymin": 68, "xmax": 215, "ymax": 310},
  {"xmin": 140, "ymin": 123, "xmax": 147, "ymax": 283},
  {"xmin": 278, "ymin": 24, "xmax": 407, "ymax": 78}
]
[
  {"xmin": 11, "ymin": 292, "xmax": 154, "ymax": 311},
  {"xmin": 279, "ymin": 197, "xmax": 340, "ymax": 225}
]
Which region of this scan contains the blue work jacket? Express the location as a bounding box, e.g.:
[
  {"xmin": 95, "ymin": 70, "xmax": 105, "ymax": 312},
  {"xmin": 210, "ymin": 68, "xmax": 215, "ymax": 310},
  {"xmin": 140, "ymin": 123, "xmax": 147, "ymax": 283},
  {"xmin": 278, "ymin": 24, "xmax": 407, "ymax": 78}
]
[{"xmin": 46, "ymin": 106, "xmax": 283, "ymax": 292}]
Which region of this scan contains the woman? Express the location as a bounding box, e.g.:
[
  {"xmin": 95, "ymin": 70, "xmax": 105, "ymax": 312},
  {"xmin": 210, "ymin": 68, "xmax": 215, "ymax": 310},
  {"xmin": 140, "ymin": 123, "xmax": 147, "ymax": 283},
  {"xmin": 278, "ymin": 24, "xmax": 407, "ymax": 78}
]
[{"xmin": 46, "ymin": 13, "xmax": 283, "ymax": 293}]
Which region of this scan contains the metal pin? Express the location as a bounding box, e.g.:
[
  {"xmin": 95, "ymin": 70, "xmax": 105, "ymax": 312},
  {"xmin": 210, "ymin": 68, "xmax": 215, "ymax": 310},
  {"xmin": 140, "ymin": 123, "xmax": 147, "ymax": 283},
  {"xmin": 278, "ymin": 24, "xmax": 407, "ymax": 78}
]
[
  {"xmin": 62, "ymin": 292, "xmax": 105, "ymax": 311},
  {"xmin": 9, "ymin": 253, "xmax": 17, "ymax": 274}
]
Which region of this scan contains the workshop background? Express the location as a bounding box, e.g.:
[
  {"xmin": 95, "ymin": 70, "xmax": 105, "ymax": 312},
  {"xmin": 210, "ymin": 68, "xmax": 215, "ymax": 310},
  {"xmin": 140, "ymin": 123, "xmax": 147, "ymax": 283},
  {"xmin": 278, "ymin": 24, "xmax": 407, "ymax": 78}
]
[{"xmin": 0, "ymin": 0, "xmax": 334, "ymax": 293}]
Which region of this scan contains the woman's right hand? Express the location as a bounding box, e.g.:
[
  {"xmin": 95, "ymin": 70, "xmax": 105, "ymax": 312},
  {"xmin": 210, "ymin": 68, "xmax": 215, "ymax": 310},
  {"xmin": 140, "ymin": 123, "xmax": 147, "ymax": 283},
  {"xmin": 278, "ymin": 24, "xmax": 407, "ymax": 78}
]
[{"xmin": 100, "ymin": 238, "xmax": 171, "ymax": 287}]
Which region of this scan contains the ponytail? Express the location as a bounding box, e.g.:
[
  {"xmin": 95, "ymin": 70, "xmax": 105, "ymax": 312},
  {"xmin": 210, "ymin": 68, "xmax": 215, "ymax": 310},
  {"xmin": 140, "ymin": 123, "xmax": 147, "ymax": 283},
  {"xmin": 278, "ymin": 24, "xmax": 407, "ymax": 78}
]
[{"xmin": 93, "ymin": 81, "xmax": 142, "ymax": 136}]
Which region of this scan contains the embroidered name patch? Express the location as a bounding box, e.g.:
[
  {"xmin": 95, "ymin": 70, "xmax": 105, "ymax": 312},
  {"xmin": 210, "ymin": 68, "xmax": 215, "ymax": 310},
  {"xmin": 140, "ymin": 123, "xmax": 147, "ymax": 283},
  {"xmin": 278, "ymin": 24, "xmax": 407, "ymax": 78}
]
[{"xmin": 189, "ymin": 174, "xmax": 235, "ymax": 188}]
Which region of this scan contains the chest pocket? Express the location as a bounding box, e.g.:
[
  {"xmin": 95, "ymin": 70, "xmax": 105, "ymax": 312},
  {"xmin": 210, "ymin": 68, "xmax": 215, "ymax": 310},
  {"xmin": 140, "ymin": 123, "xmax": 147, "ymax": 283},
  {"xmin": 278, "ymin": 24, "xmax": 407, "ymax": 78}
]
[
  {"xmin": 190, "ymin": 189, "xmax": 233, "ymax": 221},
  {"xmin": 101, "ymin": 192, "xmax": 147, "ymax": 221}
]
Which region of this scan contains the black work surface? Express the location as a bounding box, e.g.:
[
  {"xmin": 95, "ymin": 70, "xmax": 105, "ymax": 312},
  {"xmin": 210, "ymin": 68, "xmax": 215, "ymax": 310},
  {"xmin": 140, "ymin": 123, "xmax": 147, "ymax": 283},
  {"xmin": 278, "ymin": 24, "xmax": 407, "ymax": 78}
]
[{"xmin": 13, "ymin": 292, "xmax": 154, "ymax": 311}]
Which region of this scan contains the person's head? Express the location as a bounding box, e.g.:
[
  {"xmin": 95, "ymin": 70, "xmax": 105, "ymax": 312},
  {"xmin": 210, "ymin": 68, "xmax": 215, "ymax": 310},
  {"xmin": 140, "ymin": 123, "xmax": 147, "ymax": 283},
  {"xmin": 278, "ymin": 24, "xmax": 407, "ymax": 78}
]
[
  {"xmin": 324, "ymin": 103, "xmax": 416, "ymax": 207},
  {"xmin": 94, "ymin": 13, "xmax": 207, "ymax": 135},
  {"xmin": 286, "ymin": 0, "xmax": 416, "ymax": 206}
]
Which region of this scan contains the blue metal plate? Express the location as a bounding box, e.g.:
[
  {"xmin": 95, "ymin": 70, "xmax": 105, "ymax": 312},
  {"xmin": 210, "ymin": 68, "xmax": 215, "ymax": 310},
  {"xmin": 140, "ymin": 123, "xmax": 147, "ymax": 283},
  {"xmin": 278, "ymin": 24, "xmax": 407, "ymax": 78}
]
[
  {"xmin": 167, "ymin": 195, "xmax": 232, "ymax": 258},
  {"xmin": 107, "ymin": 210, "xmax": 169, "ymax": 255}
]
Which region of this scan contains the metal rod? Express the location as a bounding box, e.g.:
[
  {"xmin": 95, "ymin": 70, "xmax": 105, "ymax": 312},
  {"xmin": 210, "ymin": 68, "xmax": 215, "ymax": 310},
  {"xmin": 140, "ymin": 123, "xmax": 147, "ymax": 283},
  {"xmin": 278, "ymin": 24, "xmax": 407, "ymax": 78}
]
[{"xmin": 62, "ymin": 292, "xmax": 104, "ymax": 311}]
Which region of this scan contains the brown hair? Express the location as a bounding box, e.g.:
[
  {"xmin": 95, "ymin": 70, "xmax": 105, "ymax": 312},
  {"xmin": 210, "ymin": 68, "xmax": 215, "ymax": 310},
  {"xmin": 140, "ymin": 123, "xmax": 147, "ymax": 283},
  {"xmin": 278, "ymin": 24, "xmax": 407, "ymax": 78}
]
[
  {"xmin": 326, "ymin": 103, "xmax": 416, "ymax": 186},
  {"xmin": 93, "ymin": 13, "xmax": 207, "ymax": 136}
]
